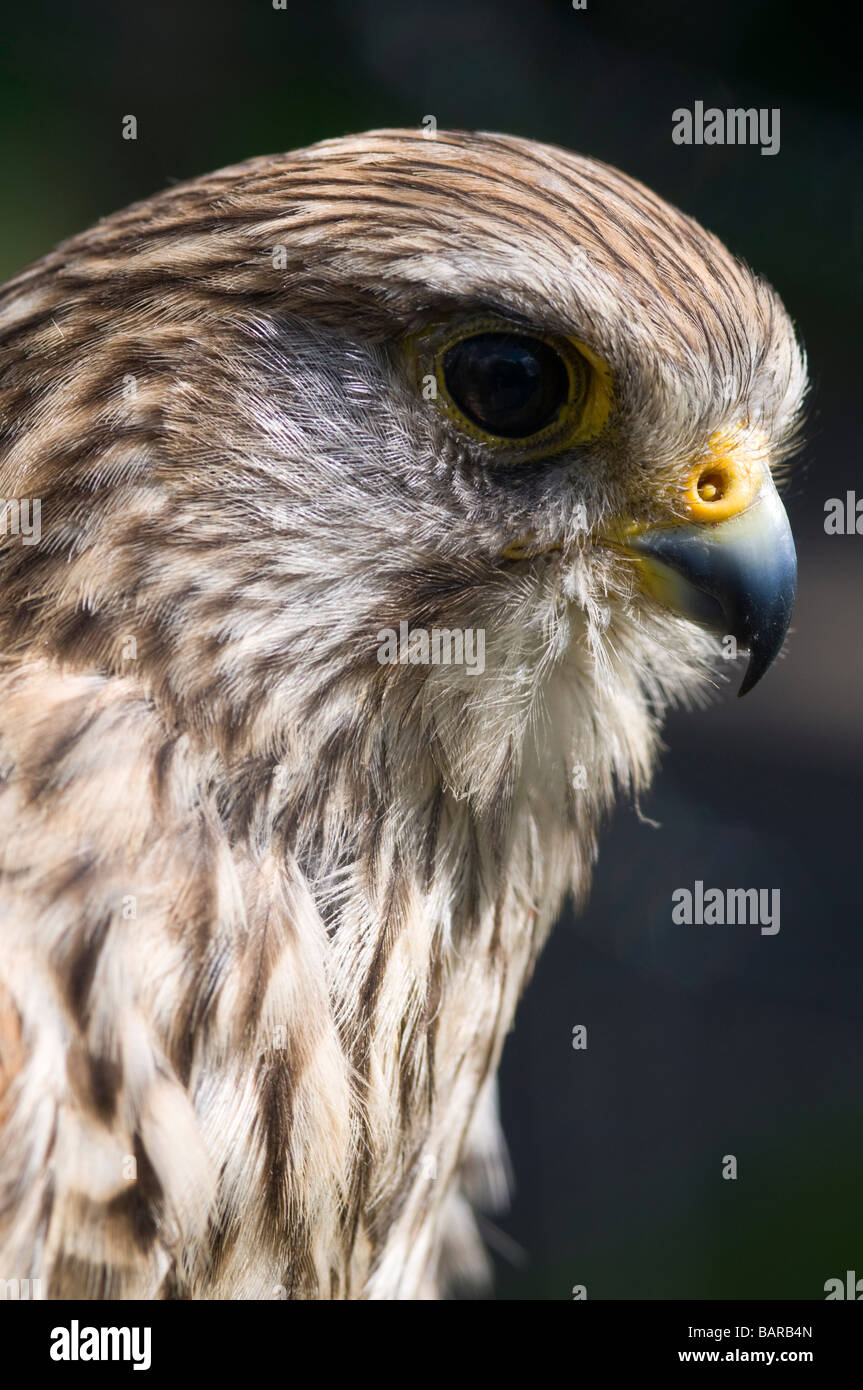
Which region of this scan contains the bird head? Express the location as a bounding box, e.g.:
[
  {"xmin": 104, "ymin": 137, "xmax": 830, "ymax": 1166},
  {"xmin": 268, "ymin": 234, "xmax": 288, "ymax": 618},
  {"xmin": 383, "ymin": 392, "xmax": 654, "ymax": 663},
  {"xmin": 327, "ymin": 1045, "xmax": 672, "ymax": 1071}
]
[{"xmin": 0, "ymin": 130, "xmax": 806, "ymax": 851}]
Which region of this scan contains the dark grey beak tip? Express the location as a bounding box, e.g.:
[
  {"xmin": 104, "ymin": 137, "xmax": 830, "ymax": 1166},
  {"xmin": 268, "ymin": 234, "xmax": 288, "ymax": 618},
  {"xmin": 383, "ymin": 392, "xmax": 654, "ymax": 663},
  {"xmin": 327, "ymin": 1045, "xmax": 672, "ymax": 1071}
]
[
  {"xmin": 738, "ymin": 647, "xmax": 778, "ymax": 698},
  {"xmin": 737, "ymin": 662, "xmax": 762, "ymax": 698},
  {"xmin": 736, "ymin": 613, "xmax": 793, "ymax": 695},
  {"xmin": 733, "ymin": 540, "xmax": 797, "ymax": 698}
]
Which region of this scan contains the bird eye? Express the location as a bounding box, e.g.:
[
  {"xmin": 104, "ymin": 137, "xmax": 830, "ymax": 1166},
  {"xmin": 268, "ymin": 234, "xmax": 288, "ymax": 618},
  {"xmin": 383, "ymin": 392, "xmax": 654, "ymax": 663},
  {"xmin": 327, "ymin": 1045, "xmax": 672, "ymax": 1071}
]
[
  {"xmin": 408, "ymin": 316, "xmax": 613, "ymax": 458},
  {"xmin": 442, "ymin": 333, "xmax": 570, "ymax": 439}
]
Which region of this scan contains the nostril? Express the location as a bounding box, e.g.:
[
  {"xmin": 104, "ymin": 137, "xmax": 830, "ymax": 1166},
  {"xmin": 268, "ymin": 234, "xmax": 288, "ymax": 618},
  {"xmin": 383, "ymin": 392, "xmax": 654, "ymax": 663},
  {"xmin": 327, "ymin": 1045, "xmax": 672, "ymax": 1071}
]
[{"xmin": 697, "ymin": 469, "xmax": 727, "ymax": 502}]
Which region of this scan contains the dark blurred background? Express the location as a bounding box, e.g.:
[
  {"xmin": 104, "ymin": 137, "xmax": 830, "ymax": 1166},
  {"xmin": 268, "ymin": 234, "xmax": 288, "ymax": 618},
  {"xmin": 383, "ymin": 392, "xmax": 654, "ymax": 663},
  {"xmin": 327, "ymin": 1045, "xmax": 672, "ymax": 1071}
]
[{"xmin": 2, "ymin": 0, "xmax": 859, "ymax": 1299}]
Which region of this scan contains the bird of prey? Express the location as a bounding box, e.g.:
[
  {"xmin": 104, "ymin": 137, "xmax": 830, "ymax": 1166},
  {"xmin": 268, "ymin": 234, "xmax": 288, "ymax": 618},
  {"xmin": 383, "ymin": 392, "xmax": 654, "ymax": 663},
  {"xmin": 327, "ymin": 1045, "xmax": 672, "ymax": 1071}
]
[{"xmin": 0, "ymin": 130, "xmax": 803, "ymax": 1300}]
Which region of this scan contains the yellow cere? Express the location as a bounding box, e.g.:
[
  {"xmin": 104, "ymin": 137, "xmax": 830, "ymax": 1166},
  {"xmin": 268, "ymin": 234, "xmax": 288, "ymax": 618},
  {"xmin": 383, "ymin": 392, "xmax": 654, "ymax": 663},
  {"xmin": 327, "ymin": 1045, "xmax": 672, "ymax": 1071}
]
[{"xmin": 681, "ymin": 427, "xmax": 766, "ymax": 524}]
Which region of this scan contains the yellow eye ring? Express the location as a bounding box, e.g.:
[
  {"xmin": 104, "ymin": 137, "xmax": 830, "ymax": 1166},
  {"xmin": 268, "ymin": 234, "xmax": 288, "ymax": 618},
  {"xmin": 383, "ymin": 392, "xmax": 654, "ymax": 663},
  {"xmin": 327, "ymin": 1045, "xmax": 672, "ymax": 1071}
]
[{"xmin": 405, "ymin": 315, "xmax": 612, "ymax": 460}]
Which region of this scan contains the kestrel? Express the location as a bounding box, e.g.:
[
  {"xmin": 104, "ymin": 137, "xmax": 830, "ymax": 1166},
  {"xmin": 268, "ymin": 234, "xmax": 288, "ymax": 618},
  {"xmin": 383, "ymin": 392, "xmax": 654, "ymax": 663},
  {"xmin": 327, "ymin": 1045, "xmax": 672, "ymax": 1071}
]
[{"xmin": 0, "ymin": 130, "xmax": 804, "ymax": 1299}]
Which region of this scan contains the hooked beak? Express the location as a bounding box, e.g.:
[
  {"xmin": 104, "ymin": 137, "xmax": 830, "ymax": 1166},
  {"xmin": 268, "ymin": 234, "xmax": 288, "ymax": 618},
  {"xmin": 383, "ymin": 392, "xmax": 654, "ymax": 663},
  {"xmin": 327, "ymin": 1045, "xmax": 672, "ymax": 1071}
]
[{"xmin": 622, "ymin": 457, "xmax": 797, "ymax": 696}]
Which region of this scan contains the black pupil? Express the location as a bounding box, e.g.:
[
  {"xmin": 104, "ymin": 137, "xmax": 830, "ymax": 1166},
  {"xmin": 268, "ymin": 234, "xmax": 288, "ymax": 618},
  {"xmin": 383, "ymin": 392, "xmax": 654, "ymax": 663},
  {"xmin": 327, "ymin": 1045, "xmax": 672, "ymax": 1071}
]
[{"xmin": 442, "ymin": 333, "xmax": 569, "ymax": 438}]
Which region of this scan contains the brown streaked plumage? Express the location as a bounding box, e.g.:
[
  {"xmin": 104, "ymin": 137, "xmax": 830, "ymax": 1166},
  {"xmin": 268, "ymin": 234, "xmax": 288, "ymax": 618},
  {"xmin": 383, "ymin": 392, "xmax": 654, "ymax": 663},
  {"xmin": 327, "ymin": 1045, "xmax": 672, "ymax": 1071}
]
[{"xmin": 0, "ymin": 130, "xmax": 805, "ymax": 1298}]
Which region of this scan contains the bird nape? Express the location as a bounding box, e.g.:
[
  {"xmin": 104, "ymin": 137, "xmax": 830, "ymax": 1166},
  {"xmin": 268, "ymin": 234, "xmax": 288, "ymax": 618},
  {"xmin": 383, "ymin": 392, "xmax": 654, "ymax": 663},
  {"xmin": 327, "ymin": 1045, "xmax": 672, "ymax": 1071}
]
[{"xmin": 0, "ymin": 129, "xmax": 804, "ymax": 1300}]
